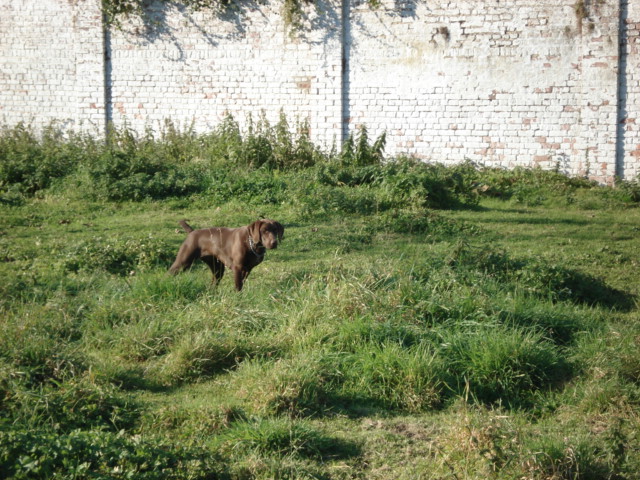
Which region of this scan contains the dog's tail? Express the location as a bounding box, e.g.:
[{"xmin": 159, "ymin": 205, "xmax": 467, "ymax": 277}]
[{"xmin": 179, "ymin": 219, "xmax": 194, "ymax": 233}]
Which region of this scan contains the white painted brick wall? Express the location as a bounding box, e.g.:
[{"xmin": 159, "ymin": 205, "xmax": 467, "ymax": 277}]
[
  {"xmin": 106, "ymin": 1, "xmax": 343, "ymax": 151},
  {"xmin": 1, "ymin": 0, "xmax": 638, "ymax": 182},
  {"xmin": 0, "ymin": 0, "xmax": 105, "ymax": 133},
  {"xmin": 622, "ymin": 0, "xmax": 640, "ymax": 180},
  {"xmin": 347, "ymin": 0, "xmax": 624, "ymax": 182}
]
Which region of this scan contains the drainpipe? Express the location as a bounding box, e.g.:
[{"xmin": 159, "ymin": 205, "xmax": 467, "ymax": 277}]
[
  {"xmin": 101, "ymin": 9, "xmax": 113, "ymax": 138},
  {"xmin": 340, "ymin": 0, "xmax": 350, "ymax": 146},
  {"xmin": 615, "ymin": 0, "xmax": 629, "ymax": 180}
]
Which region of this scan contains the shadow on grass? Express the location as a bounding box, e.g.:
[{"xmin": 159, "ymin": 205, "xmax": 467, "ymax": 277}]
[
  {"xmin": 104, "ymin": 367, "xmax": 170, "ymax": 393},
  {"xmin": 481, "ymin": 215, "xmax": 591, "ymax": 227},
  {"xmin": 220, "ymin": 417, "xmax": 362, "ymax": 462},
  {"xmin": 557, "ymin": 268, "xmax": 636, "ymax": 312},
  {"xmin": 449, "ymin": 243, "xmax": 637, "ymax": 312}
]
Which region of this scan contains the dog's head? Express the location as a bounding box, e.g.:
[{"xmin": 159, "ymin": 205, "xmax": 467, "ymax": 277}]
[{"xmin": 250, "ymin": 219, "xmax": 284, "ymax": 249}]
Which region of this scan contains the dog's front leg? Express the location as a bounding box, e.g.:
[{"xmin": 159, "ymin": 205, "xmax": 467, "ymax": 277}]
[{"xmin": 233, "ymin": 268, "xmax": 249, "ymax": 291}]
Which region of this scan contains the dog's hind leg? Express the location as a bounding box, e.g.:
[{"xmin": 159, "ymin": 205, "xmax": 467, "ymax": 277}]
[
  {"xmin": 169, "ymin": 243, "xmax": 199, "ymax": 274},
  {"xmin": 202, "ymin": 256, "xmax": 225, "ymax": 285}
]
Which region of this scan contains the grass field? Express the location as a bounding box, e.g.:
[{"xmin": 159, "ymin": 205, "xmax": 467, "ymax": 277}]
[{"xmin": 1, "ymin": 122, "xmax": 639, "ymax": 479}]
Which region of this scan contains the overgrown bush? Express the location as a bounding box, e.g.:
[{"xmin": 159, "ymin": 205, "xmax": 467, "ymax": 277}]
[
  {"xmin": 201, "ymin": 113, "xmax": 323, "ymax": 171},
  {"xmin": 5, "ymin": 118, "xmax": 634, "ymax": 211},
  {"xmin": 86, "ymin": 126, "xmax": 206, "ymax": 201},
  {"xmin": 614, "ymin": 175, "xmax": 640, "ymax": 202},
  {"xmin": 375, "ymin": 208, "xmax": 476, "ymax": 236},
  {"xmin": 315, "ymin": 157, "xmax": 479, "ymax": 210},
  {"xmin": 210, "ymin": 171, "xmax": 289, "ymax": 204},
  {"xmin": 472, "ymin": 166, "xmax": 590, "ymax": 201},
  {"xmin": 0, "ymin": 123, "xmax": 95, "ymax": 201},
  {"xmin": 472, "ymin": 165, "xmax": 640, "ymax": 207},
  {"xmin": 340, "ymin": 126, "xmax": 386, "ymax": 167}
]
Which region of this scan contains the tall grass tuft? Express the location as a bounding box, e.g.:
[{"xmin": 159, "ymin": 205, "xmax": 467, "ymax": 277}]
[
  {"xmin": 440, "ymin": 326, "xmax": 567, "ymax": 407},
  {"xmin": 341, "ymin": 342, "xmax": 443, "ymax": 412}
]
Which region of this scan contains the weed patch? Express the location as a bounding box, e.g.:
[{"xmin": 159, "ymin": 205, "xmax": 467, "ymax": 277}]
[
  {"xmin": 473, "ymin": 164, "xmax": 640, "ymax": 208},
  {"xmin": 62, "ymin": 235, "xmax": 175, "ymax": 275},
  {"xmin": 375, "ymin": 208, "xmax": 476, "ymax": 236},
  {"xmin": 150, "ymin": 329, "xmax": 256, "ymax": 386},
  {"xmin": 5, "ymin": 374, "xmax": 138, "ymax": 432},
  {"xmin": 0, "ymin": 426, "xmax": 224, "ymax": 479},
  {"xmin": 230, "ymin": 355, "xmax": 336, "ymax": 417},
  {"xmin": 0, "ymin": 123, "xmax": 96, "ymax": 200},
  {"xmin": 86, "ymin": 150, "xmax": 205, "ymax": 201}
]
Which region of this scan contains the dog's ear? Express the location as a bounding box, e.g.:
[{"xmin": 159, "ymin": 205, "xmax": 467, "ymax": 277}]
[
  {"xmin": 249, "ymin": 219, "xmax": 263, "ymax": 241},
  {"xmin": 274, "ymin": 221, "xmax": 285, "ymax": 242}
]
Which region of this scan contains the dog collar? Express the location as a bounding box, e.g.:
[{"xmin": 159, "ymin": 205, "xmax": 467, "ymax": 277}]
[{"xmin": 248, "ymin": 235, "xmax": 265, "ymax": 258}]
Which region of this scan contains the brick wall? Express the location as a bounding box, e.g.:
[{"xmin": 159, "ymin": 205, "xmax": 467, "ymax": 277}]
[
  {"xmin": 106, "ymin": 0, "xmax": 343, "ymax": 150},
  {"xmin": 347, "ymin": 0, "xmax": 623, "ymax": 182},
  {"xmin": 622, "ymin": 0, "xmax": 640, "ymax": 180},
  {"xmin": 1, "ymin": 0, "xmax": 638, "ymax": 182},
  {"xmin": 0, "ymin": 0, "xmax": 105, "ymax": 133}
]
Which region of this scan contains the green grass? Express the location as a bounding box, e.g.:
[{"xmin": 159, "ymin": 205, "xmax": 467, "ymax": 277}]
[{"xmin": 1, "ymin": 124, "xmax": 639, "ymax": 479}]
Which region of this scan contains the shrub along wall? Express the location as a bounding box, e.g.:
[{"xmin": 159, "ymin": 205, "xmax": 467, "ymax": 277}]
[{"xmin": 0, "ymin": 0, "xmax": 639, "ymax": 182}]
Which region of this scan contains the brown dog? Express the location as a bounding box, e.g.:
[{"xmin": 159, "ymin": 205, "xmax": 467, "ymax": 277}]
[{"xmin": 169, "ymin": 219, "xmax": 284, "ymax": 291}]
